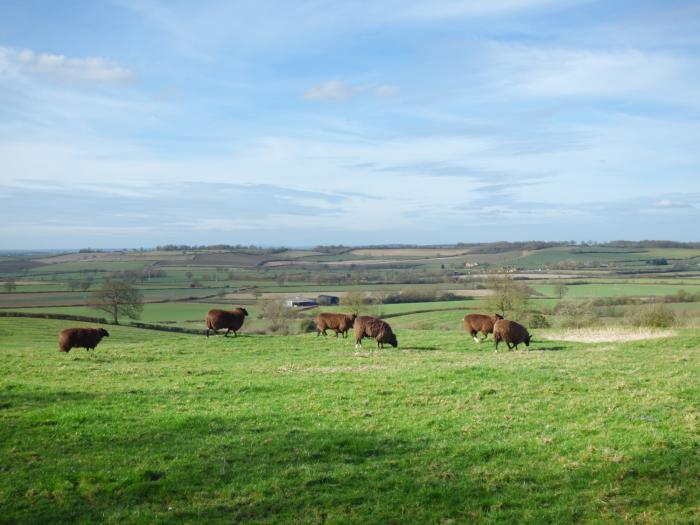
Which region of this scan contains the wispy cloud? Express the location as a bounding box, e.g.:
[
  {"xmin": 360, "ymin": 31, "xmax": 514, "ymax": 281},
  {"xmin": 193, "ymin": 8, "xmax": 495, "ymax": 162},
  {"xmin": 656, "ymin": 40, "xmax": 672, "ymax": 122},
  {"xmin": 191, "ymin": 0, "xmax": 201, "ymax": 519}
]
[
  {"xmin": 0, "ymin": 47, "xmax": 135, "ymax": 85},
  {"xmin": 393, "ymin": 0, "xmax": 591, "ymax": 20},
  {"xmin": 486, "ymin": 44, "xmax": 697, "ymax": 101},
  {"xmin": 303, "ymin": 80, "xmax": 399, "ymax": 101},
  {"xmin": 654, "ymin": 199, "xmax": 694, "ymax": 209}
]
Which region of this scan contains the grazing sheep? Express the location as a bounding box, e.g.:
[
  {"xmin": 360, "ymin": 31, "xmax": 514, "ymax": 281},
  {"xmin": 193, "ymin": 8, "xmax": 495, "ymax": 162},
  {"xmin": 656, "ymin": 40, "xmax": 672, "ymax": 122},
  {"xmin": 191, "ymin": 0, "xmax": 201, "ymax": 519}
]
[
  {"xmin": 315, "ymin": 312, "xmax": 356, "ymax": 338},
  {"xmin": 58, "ymin": 327, "xmax": 109, "ymax": 353},
  {"xmin": 463, "ymin": 313, "xmax": 504, "ymax": 343},
  {"xmin": 354, "ymin": 315, "xmax": 398, "ymax": 349},
  {"xmin": 205, "ymin": 308, "xmax": 249, "ymax": 337},
  {"xmin": 493, "ymin": 319, "xmax": 531, "ymax": 352}
]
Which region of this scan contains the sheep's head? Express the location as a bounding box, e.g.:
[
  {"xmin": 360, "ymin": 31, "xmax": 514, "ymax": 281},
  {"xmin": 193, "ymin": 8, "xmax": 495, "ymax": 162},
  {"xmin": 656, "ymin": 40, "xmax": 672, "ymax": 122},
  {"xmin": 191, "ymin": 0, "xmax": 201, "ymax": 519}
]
[
  {"xmin": 525, "ymin": 334, "xmax": 531, "ymax": 346},
  {"xmin": 494, "ymin": 313, "xmax": 504, "ymax": 320},
  {"xmin": 349, "ymin": 313, "xmax": 357, "ymax": 324},
  {"xmin": 100, "ymin": 328, "xmax": 110, "ymax": 337},
  {"xmin": 239, "ymin": 308, "xmax": 249, "ymax": 316},
  {"xmin": 387, "ymin": 333, "xmax": 398, "ymax": 348}
]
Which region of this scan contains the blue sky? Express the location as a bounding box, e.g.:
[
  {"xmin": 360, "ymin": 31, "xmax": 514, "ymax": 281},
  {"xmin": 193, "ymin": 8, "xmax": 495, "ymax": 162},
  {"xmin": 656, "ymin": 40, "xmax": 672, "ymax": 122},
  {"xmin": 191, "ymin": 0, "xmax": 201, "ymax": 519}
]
[{"xmin": 1, "ymin": 0, "xmax": 699, "ymax": 248}]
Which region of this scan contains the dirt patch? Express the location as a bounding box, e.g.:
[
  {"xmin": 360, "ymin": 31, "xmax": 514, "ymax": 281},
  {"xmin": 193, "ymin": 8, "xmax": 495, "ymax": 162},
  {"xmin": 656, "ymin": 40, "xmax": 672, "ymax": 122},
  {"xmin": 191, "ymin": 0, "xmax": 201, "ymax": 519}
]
[{"xmin": 541, "ymin": 328, "xmax": 677, "ymax": 343}]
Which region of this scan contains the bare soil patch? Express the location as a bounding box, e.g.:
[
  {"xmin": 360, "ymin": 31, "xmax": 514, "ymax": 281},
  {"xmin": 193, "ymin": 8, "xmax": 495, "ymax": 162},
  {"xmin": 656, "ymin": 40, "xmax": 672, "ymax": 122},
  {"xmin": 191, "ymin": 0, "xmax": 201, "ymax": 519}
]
[{"xmin": 541, "ymin": 328, "xmax": 677, "ymax": 343}]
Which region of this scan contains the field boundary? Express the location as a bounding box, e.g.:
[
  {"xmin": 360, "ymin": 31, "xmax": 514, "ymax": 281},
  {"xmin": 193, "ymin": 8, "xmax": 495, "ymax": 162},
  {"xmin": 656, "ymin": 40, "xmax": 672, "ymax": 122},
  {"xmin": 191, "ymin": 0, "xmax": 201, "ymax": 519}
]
[
  {"xmin": 0, "ymin": 311, "xmax": 205, "ymax": 335},
  {"xmin": 380, "ymin": 306, "xmax": 469, "ymax": 319}
]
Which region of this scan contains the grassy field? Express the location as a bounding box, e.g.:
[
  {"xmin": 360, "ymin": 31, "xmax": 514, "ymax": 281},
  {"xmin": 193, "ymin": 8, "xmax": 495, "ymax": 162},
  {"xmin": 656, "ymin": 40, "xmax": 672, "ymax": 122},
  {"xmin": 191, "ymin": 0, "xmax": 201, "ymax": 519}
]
[
  {"xmin": 1, "ymin": 317, "xmax": 698, "ymax": 524},
  {"xmin": 511, "ymin": 246, "xmax": 700, "ymax": 269},
  {"xmin": 530, "ymin": 282, "xmax": 700, "ymax": 299}
]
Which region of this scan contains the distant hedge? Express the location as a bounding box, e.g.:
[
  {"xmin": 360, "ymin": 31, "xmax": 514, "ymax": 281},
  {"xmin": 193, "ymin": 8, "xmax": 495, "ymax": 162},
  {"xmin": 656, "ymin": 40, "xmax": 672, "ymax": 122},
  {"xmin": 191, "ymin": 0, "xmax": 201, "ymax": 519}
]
[{"xmin": 0, "ymin": 311, "xmax": 109, "ymax": 323}]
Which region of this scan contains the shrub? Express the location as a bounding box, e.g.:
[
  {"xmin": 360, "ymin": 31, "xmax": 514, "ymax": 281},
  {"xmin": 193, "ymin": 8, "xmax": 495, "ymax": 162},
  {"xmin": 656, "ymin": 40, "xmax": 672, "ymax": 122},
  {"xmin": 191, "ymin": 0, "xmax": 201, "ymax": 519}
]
[
  {"xmin": 268, "ymin": 322, "xmax": 291, "ymax": 335},
  {"xmin": 528, "ymin": 312, "xmax": 551, "ymax": 329},
  {"xmin": 625, "ymin": 304, "xmax": 676, "ymax": 328},
  {"xmin": 555, "ymin": 300, "xmax": 600, "ymax": 328},
  {"xmin": 299, "ymin": 318, "xmax": 317, "ymax": 333}
]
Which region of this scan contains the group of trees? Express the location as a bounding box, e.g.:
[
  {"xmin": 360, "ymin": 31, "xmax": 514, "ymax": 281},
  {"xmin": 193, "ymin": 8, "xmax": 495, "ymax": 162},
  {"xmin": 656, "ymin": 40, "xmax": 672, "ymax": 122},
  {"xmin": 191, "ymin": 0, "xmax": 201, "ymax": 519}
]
[{"xmin": 67, "ymin": 277, "xmax": 95, "ymax": 292}]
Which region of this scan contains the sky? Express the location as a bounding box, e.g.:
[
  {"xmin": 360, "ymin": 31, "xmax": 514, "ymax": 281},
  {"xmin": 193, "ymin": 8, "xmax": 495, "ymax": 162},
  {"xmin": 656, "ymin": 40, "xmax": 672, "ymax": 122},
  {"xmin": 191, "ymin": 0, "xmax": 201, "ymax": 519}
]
[{"xmin": 1, "ymin": 0, "xmax": 699, "ymax": 249}]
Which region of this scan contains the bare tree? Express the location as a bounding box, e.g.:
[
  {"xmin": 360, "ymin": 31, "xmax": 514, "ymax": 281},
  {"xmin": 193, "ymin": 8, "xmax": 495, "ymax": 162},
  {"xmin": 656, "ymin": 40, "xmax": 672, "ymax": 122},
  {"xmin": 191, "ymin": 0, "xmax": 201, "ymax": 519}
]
[
  {"xmin": 342, "ymin": 290, "xmax": 367, "ymax": 315},
  {"xmin": 485, "ymin": 273, "xmax": 531, "ymax": 319},
  {"xmin": 257, "ymin": 298, "xmax": 294, "ymax": 333},
  {"xmin": 3, "ymin": 278, "xmax": 17, "ymax": 293},
  {"xmin": 80, "ymin": 277, "xmax": 94, "ymax": 292},
  {"xmin": 555, "ymin": 282, "xmax": 568, "ymax": 299},
  {"xmin": 90, "ymin": 280, "xmax": 143, "ymax": 324}
]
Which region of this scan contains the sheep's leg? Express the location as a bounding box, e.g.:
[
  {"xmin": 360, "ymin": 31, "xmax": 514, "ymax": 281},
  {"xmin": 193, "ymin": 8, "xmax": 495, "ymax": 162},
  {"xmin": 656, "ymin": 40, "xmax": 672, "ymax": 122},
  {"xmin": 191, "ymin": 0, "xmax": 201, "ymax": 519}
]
[
  {"xmin": 334, "ymin": 330, "xmax": 339, "ymax": 338},
  {"xmin": 480, "ymin": 332, "xmax": 489, "ymax": 342},
  {"xmin": 224, "ymin": 328, "xmax": 230, "ymax": 337},
  {"xmin": 507, "ymin": 342, "xmax": 513, "ymax": 351},
  {"xmin": 471, "ymin": 330, "xmax": 479, "ymax": 343},
  {"xmin": 233, "ymin": 330, "xmax": 238, "ymax": 337},
  {"xmin": 494, "ymin": 339, "xmax": 499, "ymax": 353},
  {"xmin": 355, "ymin": 337, "xmax": 362, "ymax": 350},
  {"xmin": 206, "ymin": 328, "xmax": 210, "ymax": 338}
]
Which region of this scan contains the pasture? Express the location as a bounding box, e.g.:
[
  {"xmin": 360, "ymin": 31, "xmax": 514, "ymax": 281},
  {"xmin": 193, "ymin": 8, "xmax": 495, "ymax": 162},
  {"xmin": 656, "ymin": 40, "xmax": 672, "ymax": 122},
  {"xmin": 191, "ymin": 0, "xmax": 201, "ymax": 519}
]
[{"xmin": 1, "ymin": 317, "xmax": 698, "ymax": 524}]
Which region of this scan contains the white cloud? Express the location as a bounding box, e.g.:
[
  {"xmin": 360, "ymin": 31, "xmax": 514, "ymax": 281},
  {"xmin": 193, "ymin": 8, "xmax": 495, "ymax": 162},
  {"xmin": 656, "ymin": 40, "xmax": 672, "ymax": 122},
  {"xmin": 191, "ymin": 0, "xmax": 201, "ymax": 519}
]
[
  {"xmin": 303, "ymin": 80, "xmax": 399, "ymax": 101},
  {"xmin": 304, "ymin": 80, "xmax": 355, "ymax": 101},
  {"xmin": 0, "ymin": 47, "xmax": 134, "ymax": 85}
]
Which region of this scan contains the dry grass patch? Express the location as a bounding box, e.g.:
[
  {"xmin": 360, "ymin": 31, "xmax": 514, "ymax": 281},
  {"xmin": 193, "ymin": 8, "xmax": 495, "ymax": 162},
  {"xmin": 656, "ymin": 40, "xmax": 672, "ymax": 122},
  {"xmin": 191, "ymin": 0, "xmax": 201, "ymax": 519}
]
[
  {"xmin": 277, "ymin": 365, "xmax": 387, "ymax": 374},
  {"xmin": 541, "ymin": 327, "xmax": 677, "ymax": 343}
]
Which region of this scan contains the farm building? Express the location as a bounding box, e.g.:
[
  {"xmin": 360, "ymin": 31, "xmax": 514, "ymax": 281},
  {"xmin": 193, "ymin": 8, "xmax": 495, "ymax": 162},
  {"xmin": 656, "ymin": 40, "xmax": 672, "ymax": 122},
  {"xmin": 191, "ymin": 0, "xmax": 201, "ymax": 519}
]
[
  {"xmin": 285, "ymin": 296, "xmax": 317, "ymax": 308},
  {"xmin": 317, "ymin": 294, "xmax": 340, "ymax": 305}
]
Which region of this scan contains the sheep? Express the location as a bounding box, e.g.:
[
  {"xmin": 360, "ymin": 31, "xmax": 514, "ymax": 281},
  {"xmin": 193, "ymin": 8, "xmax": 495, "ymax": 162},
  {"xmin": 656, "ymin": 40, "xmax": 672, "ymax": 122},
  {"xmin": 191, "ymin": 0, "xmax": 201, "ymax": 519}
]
[
  {"xmin": 463, "ymin": 313, "xmax": 504, "ymax": 343},
  {"xmin": 205, "ymin": 308, "xmax": 249, "ymax": 337},
  {"xmin": 58, "ymin": 327, "xmax": 109, "ymax": 353},
  {"xmin": 354, "ymin": 315, "xmax": 398, "ymax": 349},
  {"xmin": 493, "ymin": 319, "xmax": 531, "ymax": 352},
  {"xmin": 315, "ymin": 312, "xmax": 356, "ymax": 338}
]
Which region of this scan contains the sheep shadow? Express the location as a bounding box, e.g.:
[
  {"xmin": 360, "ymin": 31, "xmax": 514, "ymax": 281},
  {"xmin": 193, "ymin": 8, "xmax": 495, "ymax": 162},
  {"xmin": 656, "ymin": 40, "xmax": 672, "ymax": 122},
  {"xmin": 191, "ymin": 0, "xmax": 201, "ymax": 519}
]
[
  {"xmin": 528, "ymin": 345, "xmax": 566, "ymax": 352},
  {"xmin": 401, "ymin": 345, "xmax": 442, "ymax": 352}
]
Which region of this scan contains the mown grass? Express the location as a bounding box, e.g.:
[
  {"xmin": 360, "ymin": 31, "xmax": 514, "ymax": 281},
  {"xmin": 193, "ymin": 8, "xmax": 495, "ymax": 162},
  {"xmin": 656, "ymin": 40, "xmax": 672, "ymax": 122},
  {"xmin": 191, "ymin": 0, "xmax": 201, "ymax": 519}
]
[{"xmin": 1, "ymin": 317, "xmax": 698, "ymax": 524}]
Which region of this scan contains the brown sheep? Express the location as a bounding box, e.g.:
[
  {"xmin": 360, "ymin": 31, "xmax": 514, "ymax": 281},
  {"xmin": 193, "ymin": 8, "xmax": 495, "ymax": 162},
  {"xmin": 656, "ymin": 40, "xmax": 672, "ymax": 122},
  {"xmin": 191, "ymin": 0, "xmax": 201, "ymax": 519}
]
[
  {"xmin": 58, "ymin": 327, "xmax": 109, "ymax": 353},
  {"xmin": 463, "ymin": 313, "xmax": 504, "ymax": 343},
  {"xmin": 354, "ymin": 315, "xmax": 398, "ymax": 349},
  {"xmin": 493, "ymin": 319, "xmax": 531, "ymax": 352},
  {"xmin": 315, "ymin": 312, "xmax": 356, "ymax": 338},
  {"xmin": 205, "ymin": 308, "xmax": 249, "ymax": 337}
]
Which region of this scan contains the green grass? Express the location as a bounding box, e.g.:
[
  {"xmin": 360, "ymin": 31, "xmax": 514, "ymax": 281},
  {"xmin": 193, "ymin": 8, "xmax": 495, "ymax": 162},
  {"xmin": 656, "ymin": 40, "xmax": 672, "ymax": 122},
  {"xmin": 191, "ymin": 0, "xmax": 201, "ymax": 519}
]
[{"xmin": 1, "ymin": 317, "xmax": 698, "ymax": 524}]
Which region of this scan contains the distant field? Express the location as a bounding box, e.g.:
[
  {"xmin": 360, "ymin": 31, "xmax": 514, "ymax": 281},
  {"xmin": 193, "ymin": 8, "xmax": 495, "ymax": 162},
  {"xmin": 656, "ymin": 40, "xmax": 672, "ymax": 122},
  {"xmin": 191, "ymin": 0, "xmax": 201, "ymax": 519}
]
[
  {"xmin": 1, "ymin": 317, "xmax": 698, "ymax": 524},
  {"xmin": 349, "ymin": 248, "xmax": 472, "ymax": 257},
  {"xmin": 530, "ymin": 282, "xmax": 700, "ymax": 298},
  {"xmin": 513, "ymin": 246, "xmax": 700, "ymax": 268},
  {"xmin": 14, "ymin": 302, "xmax": 239, "ymax": 325},
  {"xmin": 0, "ymin": 288, "xmax": 219, "ymax": 308}
]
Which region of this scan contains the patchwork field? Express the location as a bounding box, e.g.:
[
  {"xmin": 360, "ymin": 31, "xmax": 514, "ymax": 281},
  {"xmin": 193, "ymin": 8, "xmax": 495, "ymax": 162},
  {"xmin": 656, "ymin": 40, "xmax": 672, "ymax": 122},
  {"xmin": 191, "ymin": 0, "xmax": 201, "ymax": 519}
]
[{"xmin": 1, "ymin": 317, "xmax": 698, "ymax": 524}]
